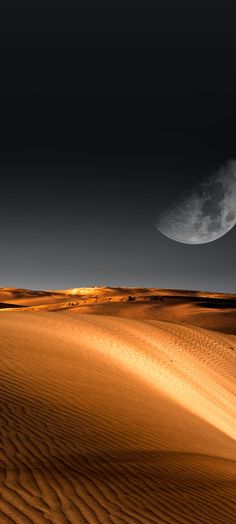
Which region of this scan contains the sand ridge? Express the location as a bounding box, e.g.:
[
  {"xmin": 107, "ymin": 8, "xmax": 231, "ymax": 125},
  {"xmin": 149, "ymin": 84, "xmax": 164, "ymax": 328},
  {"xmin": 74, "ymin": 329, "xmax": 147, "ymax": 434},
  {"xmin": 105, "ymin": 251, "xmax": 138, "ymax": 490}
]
[{"xmin": 0, "ymin": 309, "xmax": 236, "ymax": 522}]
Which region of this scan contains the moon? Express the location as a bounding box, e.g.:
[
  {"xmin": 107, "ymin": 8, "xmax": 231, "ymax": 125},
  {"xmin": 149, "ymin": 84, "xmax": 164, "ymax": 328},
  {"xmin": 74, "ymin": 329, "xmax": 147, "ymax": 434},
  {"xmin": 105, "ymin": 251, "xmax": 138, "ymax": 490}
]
[{"xmin": 155, "ymin": 160, "xmax": 236, "ymax": 244}]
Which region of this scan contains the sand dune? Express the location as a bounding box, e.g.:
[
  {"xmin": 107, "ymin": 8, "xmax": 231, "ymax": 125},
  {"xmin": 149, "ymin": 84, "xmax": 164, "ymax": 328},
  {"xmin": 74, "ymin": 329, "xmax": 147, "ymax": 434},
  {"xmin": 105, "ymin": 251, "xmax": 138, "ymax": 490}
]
[
  {"xmin": 0, "ymin": 310, "xmax": 236, "ymax": 522},
  {"xmin": 66, "ymin": 298, "xmax": 236, "ymax": 335},
  {"xmin": 1, "ymin": 286, "xmax": 236, "ymax": 335}
]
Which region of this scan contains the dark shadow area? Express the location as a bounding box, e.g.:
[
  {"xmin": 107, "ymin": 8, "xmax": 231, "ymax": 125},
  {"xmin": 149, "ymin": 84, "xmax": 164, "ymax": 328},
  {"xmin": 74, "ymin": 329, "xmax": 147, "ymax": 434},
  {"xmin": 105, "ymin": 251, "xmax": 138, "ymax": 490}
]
[
  {"xmin": 195, "ymin": 299, "xmax": 236, "ymax": 308},
  {"xmin": 0, "ymin": 302, "xmax": 27, "ymax": 309}
]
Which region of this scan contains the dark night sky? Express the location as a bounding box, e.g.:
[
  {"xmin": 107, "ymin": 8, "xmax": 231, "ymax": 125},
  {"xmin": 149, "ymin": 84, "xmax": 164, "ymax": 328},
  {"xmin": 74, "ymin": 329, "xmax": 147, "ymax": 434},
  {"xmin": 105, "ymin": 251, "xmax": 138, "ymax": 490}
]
[{"xmin": 1, "ymin": 6, "xmax": 236, "ymax": 291}]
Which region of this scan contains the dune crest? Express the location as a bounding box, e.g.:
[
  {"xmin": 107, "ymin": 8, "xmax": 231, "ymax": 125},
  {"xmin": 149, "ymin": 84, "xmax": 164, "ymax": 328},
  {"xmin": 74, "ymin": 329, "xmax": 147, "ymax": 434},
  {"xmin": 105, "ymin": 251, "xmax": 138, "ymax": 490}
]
[{"xmin": 0, "ymin": 310, "xmax": 236, "ymax": 522}]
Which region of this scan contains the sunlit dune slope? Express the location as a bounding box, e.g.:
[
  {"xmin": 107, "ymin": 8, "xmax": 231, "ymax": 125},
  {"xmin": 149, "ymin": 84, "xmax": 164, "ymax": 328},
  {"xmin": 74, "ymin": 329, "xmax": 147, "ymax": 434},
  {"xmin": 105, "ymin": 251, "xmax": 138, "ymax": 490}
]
[
  {"xmin": 67, "ymin": 298, "xmax": 236, "ymax": 335},
  {"xmin": 0, "ymin": 287, "xmax": 67, "ymax": 306},
  {"xmin": 0, "ymin": 311, "xmax": 236, "ymax": 523}
]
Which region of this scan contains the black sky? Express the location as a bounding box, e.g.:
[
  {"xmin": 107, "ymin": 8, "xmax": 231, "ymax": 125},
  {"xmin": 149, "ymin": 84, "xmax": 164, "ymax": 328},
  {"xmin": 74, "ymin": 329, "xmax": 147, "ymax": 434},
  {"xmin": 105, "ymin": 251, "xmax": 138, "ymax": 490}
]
[{"xmin": 1, "ymin": 6, "xmax": 236, "ymax": 292}]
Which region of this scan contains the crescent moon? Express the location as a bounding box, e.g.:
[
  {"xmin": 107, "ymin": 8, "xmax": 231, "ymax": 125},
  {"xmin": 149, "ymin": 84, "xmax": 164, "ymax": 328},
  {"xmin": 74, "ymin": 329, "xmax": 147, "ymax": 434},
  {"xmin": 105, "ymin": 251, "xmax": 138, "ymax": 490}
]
[{"xmin": 155, "ymin": 160, "xmax": 236, "ymax": 244}]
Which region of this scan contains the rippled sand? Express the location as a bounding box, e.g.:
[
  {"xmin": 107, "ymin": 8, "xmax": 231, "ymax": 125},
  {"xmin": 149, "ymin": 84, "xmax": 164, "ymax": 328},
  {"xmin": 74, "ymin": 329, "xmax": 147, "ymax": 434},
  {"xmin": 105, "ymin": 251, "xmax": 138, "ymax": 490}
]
[{"xmin": 0, "ymin": 304, "xmax": 236, "ymax": 523}]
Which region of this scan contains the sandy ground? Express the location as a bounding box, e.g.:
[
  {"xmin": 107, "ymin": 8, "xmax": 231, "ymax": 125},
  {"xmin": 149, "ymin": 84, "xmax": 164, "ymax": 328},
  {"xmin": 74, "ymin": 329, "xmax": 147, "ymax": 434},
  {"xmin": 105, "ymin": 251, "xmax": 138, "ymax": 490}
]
[{"xmin": 0, "ymin": 288, "xmax": 236, "ymax": 522}]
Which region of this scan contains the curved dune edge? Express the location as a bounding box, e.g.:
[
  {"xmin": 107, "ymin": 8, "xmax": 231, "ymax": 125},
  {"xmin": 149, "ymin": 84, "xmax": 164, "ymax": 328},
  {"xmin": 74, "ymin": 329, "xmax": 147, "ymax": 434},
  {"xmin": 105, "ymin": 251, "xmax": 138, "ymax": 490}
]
[{"xmin": 0, "ymin": 311, "xmax": 236, "ymax": 523}]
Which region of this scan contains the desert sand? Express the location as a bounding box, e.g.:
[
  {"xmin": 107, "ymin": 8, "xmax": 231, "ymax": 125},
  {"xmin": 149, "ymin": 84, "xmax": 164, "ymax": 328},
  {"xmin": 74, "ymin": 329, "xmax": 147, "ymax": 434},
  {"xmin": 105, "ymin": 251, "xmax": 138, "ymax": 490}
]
[{"xmin": 0, "ymin": 287, "xmax": 236, "ymax": 522}]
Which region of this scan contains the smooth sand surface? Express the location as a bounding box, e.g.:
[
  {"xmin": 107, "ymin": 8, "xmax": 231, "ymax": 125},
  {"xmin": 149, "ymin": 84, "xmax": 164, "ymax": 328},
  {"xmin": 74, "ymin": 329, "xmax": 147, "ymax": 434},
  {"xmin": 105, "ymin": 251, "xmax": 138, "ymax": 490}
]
[
  {"xmin": 0, "ymin": 309, "xmax": 236, "ymax": 523},
  {"xmin": 66, "ymin": 299, "xmax": 236, "ymax": 335}
]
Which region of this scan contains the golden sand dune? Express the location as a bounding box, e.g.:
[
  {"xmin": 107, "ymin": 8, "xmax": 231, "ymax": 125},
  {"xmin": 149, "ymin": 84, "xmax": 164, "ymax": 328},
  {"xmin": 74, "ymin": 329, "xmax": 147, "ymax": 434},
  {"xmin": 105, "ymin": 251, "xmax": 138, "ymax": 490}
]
[
  {"xmin": 0, "ymin": 310, "xmax": 236, "ymax": 523},
  {"xmin": 1, "ymin": 286, "xmax": 236, "ymax": 335},
  {"xmin": 0, "ymin": 287, "xmax": 68, "ymax": 306},
  {"xmin": 66, "ymin": 298, "xmax": 236, "ymax": 335}
]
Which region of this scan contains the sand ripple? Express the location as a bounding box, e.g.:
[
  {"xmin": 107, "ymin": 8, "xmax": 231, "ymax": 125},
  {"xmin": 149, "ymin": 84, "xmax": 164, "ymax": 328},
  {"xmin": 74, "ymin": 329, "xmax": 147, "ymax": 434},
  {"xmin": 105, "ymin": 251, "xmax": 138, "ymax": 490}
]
[{"xmin": 0, "ymin": 312, "xmax": 236, "ymax": 523}]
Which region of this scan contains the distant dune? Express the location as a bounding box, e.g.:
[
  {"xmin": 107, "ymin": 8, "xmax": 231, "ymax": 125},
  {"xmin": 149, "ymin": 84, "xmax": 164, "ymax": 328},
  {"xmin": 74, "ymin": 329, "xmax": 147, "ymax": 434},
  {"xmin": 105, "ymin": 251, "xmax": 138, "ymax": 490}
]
[
  {"xmin": 1, "ymin": 286, "xmax": 236, "ymax": 334},
  {"xmin": 0, "ymin": 288, "xmax": 236, "ymax": 522}
]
